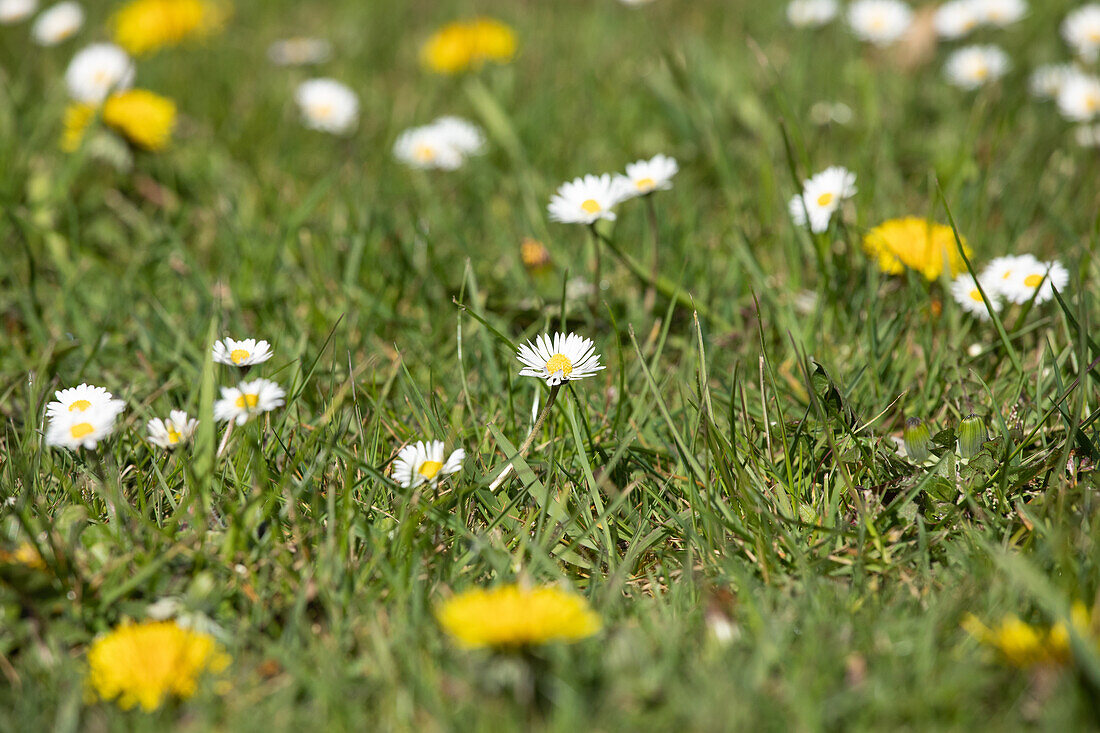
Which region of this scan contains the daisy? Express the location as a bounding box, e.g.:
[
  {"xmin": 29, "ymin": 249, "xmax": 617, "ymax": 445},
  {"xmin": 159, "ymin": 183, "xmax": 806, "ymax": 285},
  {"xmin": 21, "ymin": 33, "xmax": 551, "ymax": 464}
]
[
  {"xmin": 213, "ymin": 379, "xmax": 285, "ymax": 425},
  {"xmin": 294, "ymin": 78, "xmax": 358, "ymax": 135},
  {"xmin": 516, "ymin": 332, "xmax": 604, "ymax": 386},
  {"xmin": 547, "ymin": 174, "xmax": 625, "ymax": 225},
  {"xmin": 944, "ymin": 45, "xmax": 1010, "ymax": 90},
  {"xmin": 847, "ymin": 0, "xmax": 913, "ymax": 46},
  {"xmin": 46, "ymin": 383, "xmax": 125, "ymax": 419},
  {"xmin": 1000, "ymin": 259, "xmax": 1069, "ymax": 305},
  {"xmin": 32, "ymin": 1, "xmax": 83, "ymax": 45},
  {"xmin": 393, "ymin": 117, "xmax": 485, "ymax": 170},
  {"xmin": 65, "ymin": 43, "xmax": 135, "ymax": 105},
  {"xmin": 1057, "ymin": 71, "xmax": 1100, "ymax": 122},
  {"xmin": 1062, "ymin": 4, "xmax": 1100, "ymax": 62},
  {"xmin": 788, "ymin": 166, "xmax": 857, "ymax": 234},
  {"xmin": 212, "ymin": 337, "xmax": 273, "ymax": 368},
  {"xmin": 391, "ymin": 440, "xmax": 465, "ymax": 488},
  {"xmin": 786, "ymin": 0, "xmax": 838, "ymax": 28},
  {"xmin": 979, "ymin": 254, "xmax": 1037, "ymax": 296},
  {"xmin": 431, "ymin": 116, "xmax": 486, "ymax": 157},
  {"xmin": 973, "ymin": 0, "xmax": 1026, "ymax": 26},
  {"xmin": 146, "ymin": 410, "xmax": 198, "ymax": 449},
  {"xmin": 266, "ymin": 37, "xmax": 332, "ymax": 66},
  {"xmin": 614, "ymin": 153, "xmax": 679, "ymax": 200},
  {"xmin": 0, "ymin": 0, "xmax": 35, "ymax": 23},
  {"xmin": 1029, "ymin": 63, "xmax": 1078, "ymax": 100},
  {"xmin": 950, "ymin": 274, "xmax": 1002, "ymax": 319},
  {"xmin": 46, "ymin": 402, "xmax": 121, "ymax": 451},
  {"xmin": 933, "ymin": 0, "xmax": 980, "ymax": 39}
]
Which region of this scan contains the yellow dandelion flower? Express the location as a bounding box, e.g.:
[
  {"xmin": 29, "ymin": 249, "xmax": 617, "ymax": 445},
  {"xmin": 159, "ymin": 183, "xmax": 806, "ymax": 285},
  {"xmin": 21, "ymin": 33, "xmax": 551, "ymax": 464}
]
[
  {"xmin": 1047, "ymin": 602, "xmax": 1096, "ymax": 662},
  {"xmin": 420, "ymin": 17, "xmax": 516, "ymax": 75},
  {"xmin": 862, "ymin": 217, "xmax": 971, "ymax": 281},
  {"xmin": 86, "ymin": 620, "xmax": 230, "ymax": 711},
  {"xmin": 61, "ymin": 102, "xmax": 96, "ymax": 152},
  {"xmin": 111, "ymin": 0, "xmax": 227, "ymax": 56},
  {"xmin": 436, "ymin": 583, "xmax": 601, "ymax": 648},
  {"xmin": 520, "ymin": 237, "xmax": 551, "ymax": 272},
  {"xmin": 0, "ymin": 542, "xmax": 46, "ymax": 570},
  {"xmin": 103, "ymin": 89, "xmax": 177, "ymax": 151}
]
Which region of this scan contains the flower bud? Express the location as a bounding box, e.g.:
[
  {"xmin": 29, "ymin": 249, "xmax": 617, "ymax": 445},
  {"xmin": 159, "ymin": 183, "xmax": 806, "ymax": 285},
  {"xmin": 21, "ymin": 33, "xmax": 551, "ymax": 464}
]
[
  {"xmin": 958, "ymin": 414, "xmax": 988, "ymax": 458},
  {"xmin": 903, "ymin": 417, "xmax": 931, "ymax": 464}
]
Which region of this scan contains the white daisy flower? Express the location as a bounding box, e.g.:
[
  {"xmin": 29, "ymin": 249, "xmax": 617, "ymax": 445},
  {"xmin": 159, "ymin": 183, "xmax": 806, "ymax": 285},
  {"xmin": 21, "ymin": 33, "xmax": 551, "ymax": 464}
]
[
  {"xmin": 45, "ymin": 402, "xmax": 120, "ymax": 451},
  {"xmin": 973, "ymin": 0, "xmax": 1027, "ymax": 26},
  {"xmin": 933, "ymin": 0, "xmax": 980, "ymax": 39},
  {"xmin": 212, "ymin": 337, "xmax": 273, "ymax": 368},
  {"xmin": 980, "ymin": 254, "xmax": 1039, "ymax": 298},
  {"xmin": 146, "ymin": 410, "xmax": 198, "ymax": 450},
  {"xmin": 1000, "ymin": 259, "xmax": 1069, "ymax": 305},
  {"xmin": 614, "ymin": 153, "xmax": 679, "ymax": 200},
  {"xmin": 516, "ymin": 332, "xmax": 605, "ymax": 386},
  {"xmin": 295, "ymin": 78, "xmax": 358, "ymax": 135},
  {"xmin": 267, "ymin": 37, "xmax": 332, "ymax": 66},
  {"xmin": 1062, "ymin": 4, "xmax": 1100, "ymax": 62},
  {"xmin": 786, "ymin": 0, "xmax": 838, "ymax": 28},
  {"xmin": 1074, "ymin": 123, "xmax": 1100, "ymax": 147},
  {"xmin": 1029, "ymin": 63, "xmax": 1078, "ymax": 99},
  {"xmin": 213, "ymin": 379, "xmax": 286, "ymax": 425},
  {"xmin": 393, "ymin": 116, "xmax": 485, "ymax": 170},
  {"xmin": 950, "ymin": 274, "xmax": 1001, "ymax": 320},
  {"xmin": 944, "ymin": 45, "xmax": 1010, "ymax": 90},
  {"xmin": 1057, "ymin": 71, "xmax": 1100, "ymax": 122},
  {"xmin": 31, "ymin": 1, "xmax": 82, "ymax": 45},
  {"xmin": 392, "ymin": 440, "xmax": 465, "ymax": 488},
  {"xmin": 430, "ymin": 116, "xmax": 486, "ymax": 157},
  {"xmin": 64, "ymin": 43, "xmax": 134, "ymax": 105},
  {"xmin": 847, "ymin": 0, "xmax": 913, "ymax": 46},
  {"xmin": 0, "ymin": 0, "xmax": 35, "ymax": 23},
  {"xmin": 46, "ymin": 383, "xmax": 125, "ymax": 420},
  {"xmin": 788, "ymin": 166, "xmax": 857, "ymax": 234},
  {"xmin": 547, "ymin": 174, "xmax": 625, "ymax": 225}
]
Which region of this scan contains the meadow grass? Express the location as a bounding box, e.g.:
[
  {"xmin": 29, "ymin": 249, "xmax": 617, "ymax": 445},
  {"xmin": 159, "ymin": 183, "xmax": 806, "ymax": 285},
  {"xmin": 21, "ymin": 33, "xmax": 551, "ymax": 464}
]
[{"xmin": 2, "ymin": 0, "xmax": 1099, "ymax": 730}]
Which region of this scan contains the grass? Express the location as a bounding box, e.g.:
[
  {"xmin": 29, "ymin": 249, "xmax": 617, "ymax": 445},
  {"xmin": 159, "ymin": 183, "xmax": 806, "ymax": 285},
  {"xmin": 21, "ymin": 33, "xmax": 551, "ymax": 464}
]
[{"xmin": 2, "ymin": 0, "xmax": 1100, "ymax": 729}]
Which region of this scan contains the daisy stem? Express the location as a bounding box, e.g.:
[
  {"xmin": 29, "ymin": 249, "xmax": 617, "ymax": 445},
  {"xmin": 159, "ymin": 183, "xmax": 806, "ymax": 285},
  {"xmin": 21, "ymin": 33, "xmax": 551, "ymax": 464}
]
[
  {"xmin": 489, "ymin": 384, "xmax": 561, "ymax": 491},
  {"xmin": 587, "ymin": 225, "xmax": 602, "ymax": 304},
  {"xmin": 216, "ymin": 421, "xmax": 234, "ymax": 459},
  {"xmin": 644, "ymin": 195, "xmax": 660, "ymax": 311}
]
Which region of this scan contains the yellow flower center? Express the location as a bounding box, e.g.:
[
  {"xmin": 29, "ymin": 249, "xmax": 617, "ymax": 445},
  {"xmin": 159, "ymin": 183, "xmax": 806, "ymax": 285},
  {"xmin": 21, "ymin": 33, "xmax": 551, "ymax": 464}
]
[
  {"xmin": 418, "ymin": 461, "xmax": 444, "ymax": 479},
  {"xmin": 415, "ymin": 144, "xmax": 435, "ymax": 161},
  {"xmin": 69, "ymin": 400, "xmax": 92, "ymax": 412},
  {"xmin": 167, "ymin": 427, "xmax": 181, "ymax": 444},
  {"xmin": 1024, "ymin": 274, "xmax": 1044, "ymax": 288},
  {"xmin": 1090, "ymin": 29, "xmax": 1100, "ymax": 43},
  {"xmin": 580, "ymin": 199, "xmax": 601, "ymax": 214},
  {"xmin": 969, "ymin": 288, "xmax": 983, "ymax": 303},
  {"xmin": 1086, "ymin": 94, "xmax": 1100, "ymax": 112},
  {"xmin": 310, "ymin": 102, "xmax": 334, "ymax": 119},
  {"xmin": 870, "ymin": 15, "xmax": 885, "ymax": 30},
  {"xmin": 545, "ymin": 353, "xmax": 573, "ymax": 377},
  {"xmin": 70, "ymin": 422, "xmax": 95, "ymax": 439},
  {"xmin": 93, "ymin": 69, "xmax": 108, "ymax": 84},
  {"xmin": 235, "ymin": 393, "xmax": 260, "ymax": 409},
  {"xmin": 972, "ymin": 63, "xmax": 989, "ymax": 80},
  {"xmin": 635, "ymin": 177, "xmax": 655, "ymax": 190},
  {"xmin": 230, "ymin": 349, "xmax": 251, "ymax": 365},
  {"xmin": 816, "ymin": 192, "xmax": 835, "ymax": 207}
]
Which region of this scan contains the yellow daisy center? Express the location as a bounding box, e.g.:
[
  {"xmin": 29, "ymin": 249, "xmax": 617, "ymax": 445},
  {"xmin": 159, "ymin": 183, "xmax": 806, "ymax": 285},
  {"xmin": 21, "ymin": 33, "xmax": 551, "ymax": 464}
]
[
  {"xmin": 230, "ymin": 349, "xmax": 251, "ymax": 365},
  {"xmin": 166, "ymin": 427, "xmax": 181, "ymax": 444},
  {"xmin": 816, "ymin": 192, "xmax": 835, "ymax": 207},
  {"xmin": 870, "ymin": 15, "xmax": 885, "ymax": 30},
  {"xmin": 418, "ymin": 461, "xmax": 444, "ymax": 479},
  {"xmin": 580, "ymin": 199, "xmax": 601, "ymax": 214},
  {"xmin": 310, "ymin": 102, "xmax": 334, "ymax": 119},
  {"xmin": 69, "ymin": 400, "xmax": 92, "ymax": 412},
  {"xmin": 1090, "ymin": 29, "xmax": 1100, "ymax": 43},
  {"xmin": 972, "ymin": 63, "xmax": 989, "ymax": 80},
  {"xmin": 93, "ymin": 69, "xmax": 108, "ymax": 84},
  {"xmin": 969, "ymin": 288, "xmax": 983, "ymax": 303},
  {"xmin": 545, "ymin": 353, "xmax": 574, "ymax": 377},
  {"xmin": 235, "ymin": 393, "xmax": 260, "ymax": 409},
  {"xmin": 1024, "ymin": 273, "xmax": 1044, "ymax": 288},
  {"xmin": 635, "ymin": 177, "xmax": 655, "ymax": 190},
  {"xmin": 70, "ymin": 422, "xmax": 95, "ymax": 439},
  {"xmin": 414, "ymin": 144, "xmax": 435, "ymax": 161},
  {"xmin": 1086, "ymin": 94, "xmax": 1100, "ymax": 112}
]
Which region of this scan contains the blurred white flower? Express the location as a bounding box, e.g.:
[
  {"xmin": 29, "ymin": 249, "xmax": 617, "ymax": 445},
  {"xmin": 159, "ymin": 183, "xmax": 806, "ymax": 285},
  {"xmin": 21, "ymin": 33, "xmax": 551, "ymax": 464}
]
[
  {"xmin": 1073, "ymin": 123, "xmax": 1100, "ymax": 147},
  {"xmin": 267, "ymin": 37, "xmax": 332, "ymax": 66},
  {"xmin": 1057, "ymin": 71, "xmax": 1100, "ymax": 122},
  {"xmin": 786, "ymin": 0, "xmax": 838, "ymax": 28},
  {"xmin": 613, "ymin": 153, "xmax": 678, "ymax": 200},
  {"xmin": 147, "ymin": 410, "xmax": 198, "ymax": 450},
  {"xmin": 999, "ymin": 259, "xmax": 1068, "ymax": 304},
  {"xmin": 980, "ymin": 254, "xmax": 1037, "ymax": 295},
  {"xmin": 847, "ymin": 0, "xmax": 913, "ymax": 46},
  {"xmin": 517, "ymin": 332, "xmax": 604, "ymax": 386},
  {"xmin": 0, "ymin": 0, "xmax": 36, "ymax": 24},
  {"xmin": 809, "ymin": 101, "xmax": 854, "ymax": 125},
  {"xmin": 212, "ymin": 337, "xmax": 273, "ymax": 368},
  {"xmin": 392, "ymin": 440, "xmax": 464, "ymax": 488},
  {"xmin": 950, "ymin": 274, "xmax": 1001, "ymax": 319},
  {"xmin": 31, "ymin": 1, "xmax": 82, "ymax": 45},
  {"xmin": 65, "ymin": 43, "xmax": 134, "ymax": 104},
  {"xmin": 46, "ymin": 402, "xmax": 121, "ymax": 451},
  {"xmin": 214, "ymin": 379, "xmax": 286, "ymax": 425},
  {"xmin": 933, "ymin": 0, "xmax": 980, "ymax": 39},
  {"xmin": 548, "ymin": 174, "xmax": 626, "ymax": 224},
  {"xmin": 788, "ymin": 166, "xmax": 857, "ymax": 233},
  {"xmin": 393, "ymin": 116, "xmax": 485, "ymax": 170},
  {"xmin": 973, "ymin": 0, "xmax": 1026, "ymax": 26},
  {"xmin": 944, "ymin": 45, "xmax": 1009, "ymax": 90},
  {"xmin": 1062, "ymin": 4, "xmax": 1100, "ymax": 62},
  {"xmin": 46, "ymin": 383, "xmax": 125, "ymax": 419},
  {"xmin": 1029, "ymin": 63, "xmax": 1077, "ymax": 99},
  {"xmin": 295, "ymin": 78, "xmax": 358, "ymax": 135}
]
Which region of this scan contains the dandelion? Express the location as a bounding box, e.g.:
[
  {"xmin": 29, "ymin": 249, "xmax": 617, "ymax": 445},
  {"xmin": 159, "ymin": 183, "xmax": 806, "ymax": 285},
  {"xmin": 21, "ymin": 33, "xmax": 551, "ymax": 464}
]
[
  {"xmin": 786, "ymin": 0, "xmax": 838, "ymax": 28},
  {"xmin": 973, "ymin": 0, "xmax": 1027, "ymax": 27},
  {"xmin": 998, "ymin": 258, "xmax": 1068, "ymax": 305},
  {"xmin": 213, "ymin": 379, "xmax": 285, "ymax": 425},
  {"xmin": 933, "ymin": 0, "xmax": 979, "ymax": 39},
  {"xmin": 847, "ymin": 0, "xmax": 913, "ymax": 46},
  {"xmin": 944, "ymin": 45, "xmax": 1010, "ymax": 90},
  {"xmin": 902, "ymin": 417, "xmax": 932, "ymax": 463},
  {"xmin": 111, "ymin": 0, "xmax": 227, "ymax": 56},
  {"xmin": 1029, "ymin": 63, "xmax": 1078, "ymax": 100},
  {"xmin": 420, "ymin": 17, "xmax": 516, "ymax": 75},
  {"xmin": 294, "ymin": 78, "xmax": 358, "ymax": 135},
  {"xmin": 392, "ymin": 440, "xmax": 465, "ymax": 488},
  {"xmin": 548, "ymin": 174, "xmax": 625, "ymax": 225},
  {"xmin": 212, "ymin": 337, "xmax": 273, "ymax": 368},
  {"xmin": 45, "ymin": 402, "xmax": 122, "ymax": 451},
  {"xmin": 962, "ymin": 607, "xmax": 1096, "ymax": 668},
  {"xmin": 1062, "ymin": 4, "xmax": 1100, "ymax": 62},
  {"xmin": 862, "ymin": 217, "xmax": 970, "ymax": 281},
  {"xmin": 517, "ymin": 332, "xmax": 604, "ymax": 387},
  {"xmin": 393, "ymin": 116, "xmax": 485, "ymax": 170},
  {"xmin": 0, "ymin": 542, "xmax": 46, "ymax": 570},
  {"xmin": 102, "ymin": 89, "xmax": 176, "ymax": 150},
  {"xmin": 0, "ymin": 0, "xmax": 35, "ymax": 23},
  {"xmin": 86, "ymin": 620, "xmax": 230, "ymax": 711},
  {"xmin": 788, "ymin": 166, "xmax": 857, "ymax": 233},
  {"xmin": 958, "ymin": 414, "xmax": 988, "ymax": 458},
  {"xmin": 266, "ymin": 37, "xmax": 331, "ymax": 66},
  {"xmin": 64, "ymin": 43, "xmax": 135, "ymax": 105},
  {"xmin": 46, "ymin": 383, "xmax": 125, "ymax": 419},
  {"xmin": 520, "ymin": 238, "xmax": 551, "ymax": 272},
  {"xmin": 1057, "ymin": 71, "xmax": 1100, "ymax": 122},
  {"xmin": 436, "ymin": 584, "xmax": 601, "ymax": 648},
  {"xmin": 32, "ymin": 1, "xmax": 83, "ymax": 46},
  {"xmin": 146, "ymin": 410, "xmax": 198, "ymax": 449},
  {"xmin": 950, "ymin": 274, "xmax": 1001, "ymax": 320},
  {"xmin": 613, "ymin": 153, "xmax": 678, "ymax": 200}
]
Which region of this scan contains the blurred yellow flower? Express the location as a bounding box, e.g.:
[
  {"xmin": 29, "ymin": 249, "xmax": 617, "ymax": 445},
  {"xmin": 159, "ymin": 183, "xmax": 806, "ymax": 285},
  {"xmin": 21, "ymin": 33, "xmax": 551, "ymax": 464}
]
[
  {"xmin": 0, "ymin": 542, "xmax": 46, "ymax": 570},
  {"xmin": 436, "ymin": 583, "xmax": 601, "ymax": 648},
  {"xmin": 964, "ymin": 604, "xmax": 1099, "ymax": 668},
  {"xmin": 111, "ymin": 0, "xmax": 227, "ymax": 56},
  {"xmin": 61, "ymin": 103, "xmax": 95, "ymax": 152},
  {"xmin": 862, "ymin": 217, "xmax": 971, "ymax": 281},
  {"xmin": 86, "ymin": 620, "xmax": 230, "ymax": 711},
  {"xmin": 64, "ymin": 90, "xmax": 177, "ymax": 152},
  {"xmin": 421, "ymin": 17, "xmax": 516, "ymax": 74}
]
